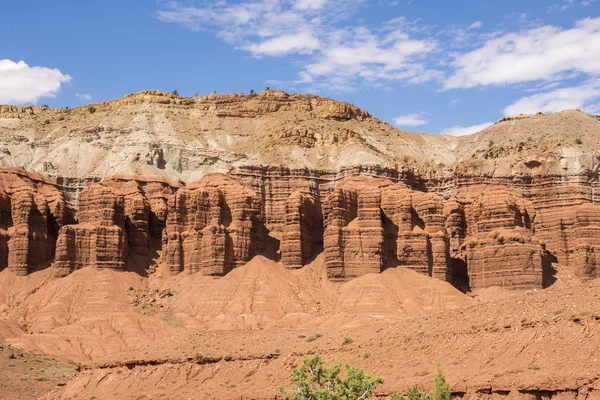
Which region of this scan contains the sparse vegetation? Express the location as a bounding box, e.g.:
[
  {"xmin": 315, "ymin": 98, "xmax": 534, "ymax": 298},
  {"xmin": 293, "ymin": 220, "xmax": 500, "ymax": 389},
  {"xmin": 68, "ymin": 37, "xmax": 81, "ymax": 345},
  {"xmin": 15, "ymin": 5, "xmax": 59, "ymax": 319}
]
[
  {"xmin": 575, "ymin": 138, "xmax": 582, "ymax": 145},
  {"xmin": 363, "ymin": 352, "xmax": 371, "ymax": 358},
  {"xmin": 194, "ymin": 91, "xmax": 199, "ymax": 97},
  {"xmin": 279, "ymin": 354, "xmax": 382, "ymax": 400},
  {"xmin": 250, "ymin": 89, "xmax": 255, "ymax": 94},
  {"xmin": 88, "ymin": 106, "xmax": 96, "ymax": 114},
  {"xmin": 488, "ymin": 140, "xmax": 494, "ymax": 148},
  {"xmin": 59, "ymin": 115, "xmax": 65, "ymax": 121},
  {"xmin": 44, "ymin": 119, "xmax": 51, "ymax": 124},
  {"xmin": 392, "ymin": 365, "xmax": 451, "ymax": 400},
  {"xmin": 172, "ymin": 90, "xmax": 179, "ymax": 96},
  {"xmin": 274, "ymin": 348, "xmax": 281, "ymax": 354},
  {"xmin": 265, "ymin": 86, "xmax": 270, "ymax": 90},
  {"xmin": 530, "ymin": 363, "xmax": 540, "ymax": 370},
  {"xmin": 342, "ymin": 336, "xmax": 353, "ymax": 345}
]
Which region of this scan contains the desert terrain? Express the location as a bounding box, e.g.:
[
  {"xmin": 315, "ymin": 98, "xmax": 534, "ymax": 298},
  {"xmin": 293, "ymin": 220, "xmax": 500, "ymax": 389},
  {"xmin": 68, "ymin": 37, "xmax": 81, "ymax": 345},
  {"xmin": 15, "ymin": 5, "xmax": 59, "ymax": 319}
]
[{"xmin": 0, "ymin": 90, "xmax": 599, "ymax": 399}]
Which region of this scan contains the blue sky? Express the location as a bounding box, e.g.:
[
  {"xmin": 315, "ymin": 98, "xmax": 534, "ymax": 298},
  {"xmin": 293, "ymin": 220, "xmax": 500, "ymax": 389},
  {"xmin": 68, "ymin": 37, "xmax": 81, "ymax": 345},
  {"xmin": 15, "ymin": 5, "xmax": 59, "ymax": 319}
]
[{"xmin": 1, "ymin": 0, "xmax": 599, "ymax": 135}]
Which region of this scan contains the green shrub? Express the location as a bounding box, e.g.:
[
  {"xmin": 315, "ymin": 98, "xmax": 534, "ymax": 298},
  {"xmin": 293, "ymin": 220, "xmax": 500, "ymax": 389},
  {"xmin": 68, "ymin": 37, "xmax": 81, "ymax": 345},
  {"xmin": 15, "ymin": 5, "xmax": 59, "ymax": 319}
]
[
  {"xmin": 172, "ymin": 90, "xmax": 179, "ymax": 96},
  {"xmin": 59, "ymin": 115, "xmax": 65, "ymax": 121},
  {"xmin": 343, "ymin": 336, "xmax": 353, "ymax": 345},
  {"xmin": 279, "ymin": 354, "xmax": 382, "ymax": 400},
  {"xmin": 44, "ymin": 119, "xmax": 51, "ymax": 124},
  {"xmin": 250, "ymin": 89, "xmax": 255, "ymax": 94},
  {"xmin": 575, "ymin": 138, "xmax": 582, "ymax": 145},
  {"xmin": 88, "ymin": 106, "xmax": 96, "ymax": 114},
  {"xmin": 392, "ymin": 365, "xmax": 450, "ymax": 400}
]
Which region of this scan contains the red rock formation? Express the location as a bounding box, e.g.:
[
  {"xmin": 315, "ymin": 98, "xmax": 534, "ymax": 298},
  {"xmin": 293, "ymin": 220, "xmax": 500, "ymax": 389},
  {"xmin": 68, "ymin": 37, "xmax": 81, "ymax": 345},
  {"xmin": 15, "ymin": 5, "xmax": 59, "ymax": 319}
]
[
  {"xmin": 162, "ymin": 174, "xmax": 261, "ymax": 275},
  {"xmin": 54, "ymin": 183, "xmax": 128, "ymax": 276},
  {"xmin": 453, "ymin": 186, "xmax": 545, "ymax": 289},
  {"xmin": 381, "ymin": 184, "xmax": 449, "ymax": 281},
  {"xmin": 53, "ymin": 177, "xmax": 174, "ymax": 277},
  {"xmin": 322, "ymin": 178, "xmax": 450, "ymax": 281},
  {"xmin": 524, "ymin": 183, "xmax": 600, "ymax": 279},
  {"xmin": 3, "ymin": 162, "xmax": 600, "ymax": 293},
  {"xmin": 281, "ymin": 191, "xmax": 322, "ymax": 269},
  {"xmin": 0, "ymin": 170, "xmax": 67, "ymax": 275},
  {"xmin": 461, "ymin": 228, "xmax": 545, "ymax": 289}
]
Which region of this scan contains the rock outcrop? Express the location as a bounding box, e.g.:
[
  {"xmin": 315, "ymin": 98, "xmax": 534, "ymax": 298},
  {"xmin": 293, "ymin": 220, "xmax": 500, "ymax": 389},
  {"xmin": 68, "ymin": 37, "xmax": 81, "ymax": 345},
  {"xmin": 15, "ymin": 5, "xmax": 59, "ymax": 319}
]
[
  {"xmin": 0, "ymin": 169, "xmax": 67, "ymax": 275},
  {"xmin": 53, "ymin": 177, "xmax": 175, "ymax": 277},
  {"xmin": 54, "ymin": 183, "xmax": 129, "ymax": 276},
  {"xmin": 280, "ymin": 190, "xmax": 322, "ymax": 269},
  {"xmin": 320, "ymin": 178, "xmax": 450, "ymax": 281},
  {"xmin": 162, "ymin": 174, "xmax": 261, "ymax": 275},
  {"xmin": 2, "ymin": 91, "xmax": 600, "ymax": 292}
]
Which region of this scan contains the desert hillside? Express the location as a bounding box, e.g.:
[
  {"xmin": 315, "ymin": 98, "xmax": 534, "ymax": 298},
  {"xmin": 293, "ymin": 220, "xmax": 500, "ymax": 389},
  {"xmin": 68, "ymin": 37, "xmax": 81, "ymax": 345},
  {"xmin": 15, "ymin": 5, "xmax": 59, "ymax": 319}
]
[
  {"xmin": 1, "ymin": 90, "xmax": 598, "ymax": 182},
  {"xmin": 0, "ymin": 91, "xmax": 600, "ymax": 399}
]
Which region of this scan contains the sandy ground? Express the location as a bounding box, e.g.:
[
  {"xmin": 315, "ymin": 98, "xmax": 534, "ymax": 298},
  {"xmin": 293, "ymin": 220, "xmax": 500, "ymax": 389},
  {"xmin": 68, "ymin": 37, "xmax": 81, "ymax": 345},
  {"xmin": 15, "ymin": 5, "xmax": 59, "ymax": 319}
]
[{"xmin": 0, "ymin": 255, "xmax": 598, "ymax": 399}]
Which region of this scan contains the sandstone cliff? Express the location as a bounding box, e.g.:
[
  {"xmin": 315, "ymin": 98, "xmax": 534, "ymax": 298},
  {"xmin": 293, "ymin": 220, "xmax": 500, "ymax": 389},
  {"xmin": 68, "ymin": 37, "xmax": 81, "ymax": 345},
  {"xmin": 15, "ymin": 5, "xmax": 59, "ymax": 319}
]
[{"xmin": 0, "ymin": 91, "xmax": 599, "ymax": 291}]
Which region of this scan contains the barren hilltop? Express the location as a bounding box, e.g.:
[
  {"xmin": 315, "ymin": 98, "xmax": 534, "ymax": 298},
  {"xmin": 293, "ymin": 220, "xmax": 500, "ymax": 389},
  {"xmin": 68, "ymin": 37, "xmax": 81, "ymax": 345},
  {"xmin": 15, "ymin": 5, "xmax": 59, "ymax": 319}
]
[
  {"xmin": 1, "ymin": 89, "xmax": 598, "ymax": 181},
  {"xmin": 1, "ymin": 90, "xmax": 600, "ymax": 399}
]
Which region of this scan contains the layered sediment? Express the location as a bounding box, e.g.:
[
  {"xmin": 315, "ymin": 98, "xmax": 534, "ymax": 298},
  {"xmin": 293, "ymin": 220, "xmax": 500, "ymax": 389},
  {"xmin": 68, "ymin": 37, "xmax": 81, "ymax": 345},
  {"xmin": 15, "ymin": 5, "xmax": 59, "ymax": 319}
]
[{"xmin": 0, "ymin": 90, "xmax": 599, "ymax": 291}]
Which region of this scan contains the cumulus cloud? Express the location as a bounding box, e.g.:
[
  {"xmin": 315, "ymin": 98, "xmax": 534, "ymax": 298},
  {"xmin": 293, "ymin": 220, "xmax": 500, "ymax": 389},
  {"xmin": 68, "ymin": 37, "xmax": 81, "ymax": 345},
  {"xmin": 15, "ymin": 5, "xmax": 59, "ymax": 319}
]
[
  {"xmin": 75, "ymin": 93, "xmax": 92, "ymax": 101},
  {"xmin": 445, "ymin": 17, "xmax": 600, "ymax": 89},
  {"xmin": 302, "ymin": 25, "xmax": 439, "ymax": 89},
  {"xmin": 441, "ymin": 122, "xmax": 494, "ymax": 136},
  {"xmin": 0, "ymin": 59, "xmax": 71, "ymax": 105},
  {"xmin": 393, "ymin": 113, "xmax": 428, "ymax": 127},
  {"xmin": 503, "ymin": 82, "xmax": 600, "ymax": 116}
]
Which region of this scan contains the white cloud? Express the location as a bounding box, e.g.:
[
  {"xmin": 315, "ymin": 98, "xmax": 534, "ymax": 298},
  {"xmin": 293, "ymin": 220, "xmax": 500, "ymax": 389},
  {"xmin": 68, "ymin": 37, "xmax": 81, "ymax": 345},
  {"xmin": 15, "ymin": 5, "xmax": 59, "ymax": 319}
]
[
  {"xmin": 302, "ymin": 25, "xmax": 439, "ymax": 89},
  {"xmin": 549, "ymin": 0, "xmax": 575, "ymax": 11},
  {"xmin": 441, "ymin": 122, "xmax": 494, "ymax": 136},
  {"xmin": 468, "ymin": 20, "xmax": 482, "ymax": 29},
  {"xmin": 75, "ymin": 93, "xmax": 92, "ymax": 101},
  {"xmin": 548, "ymin": 0, "xmax": 594, "ymax": 11},
  {"xmin": 0, "ymin": 59, "xmax": 71, "ymax": 105},
  {"xmin": 244, "ymin": 32, "xmax": 320, "ymax": 56},
  {"xmin": 445, "ymin": 17, "xmax": 600, "ymax": 89},
  {"xmin": 503, "ymin": 82, "xmax": 600, "ymax": 116},
  {"xmin": 294, "ymin": 0, "xmax": 328, "ymax": 10},
  {"xmin": 393, "ymin": 113, "xmax": 428, "ymax": 127},
  {"xmin": 155, "ymin": 1, "xmax": 440, "ymax": 91}
]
